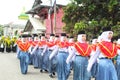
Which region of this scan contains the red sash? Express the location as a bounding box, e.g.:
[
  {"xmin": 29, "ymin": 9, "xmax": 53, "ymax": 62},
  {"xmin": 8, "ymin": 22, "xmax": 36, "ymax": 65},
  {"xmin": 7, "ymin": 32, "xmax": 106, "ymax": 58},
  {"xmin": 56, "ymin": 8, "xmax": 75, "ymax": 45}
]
[
  {"xmin": 74, "ymin": 42, "xmax": 91, "ymax": 56},
  {"xmin": 98, "ymin": 41, "xmax": 117, "ymax": 58},
  {"xmin": 46, "ymin": 41, "xmax": 55, "ymax": 47},
  {"xmin": 117, "ymin": 45, "xmax": 120, "ymax": 49},
  {"xmin": 28, "ymin": 41, "xmax": 32, "ymax": 45},
  {"xmin": 91, "ymin": 44, "xmax": 97, "ymax": 51},
  {"xmin": 16, "ymin": 40, "xmax": 21, "ymax": 45},
  {"xmin": 32, "ymin": 41, "xmax": 38, "ymax": 47},
  {"xmin": 38, "ymin": 41, "xmax": 46, "ymax": 46},
  {"xmin": 58, "ymin": 41, "xmax": 69, "ymax": 48},
  {"xmin": 18, "ymin": 42, "xmax": 31, "ymax": 52},
  {"xmin": 54, "ymin": 40, "xmax": 60, "ymax": 45},
  {"xmin": 68, "ymin": 42, "xmax": 74, "ymax": 46}
]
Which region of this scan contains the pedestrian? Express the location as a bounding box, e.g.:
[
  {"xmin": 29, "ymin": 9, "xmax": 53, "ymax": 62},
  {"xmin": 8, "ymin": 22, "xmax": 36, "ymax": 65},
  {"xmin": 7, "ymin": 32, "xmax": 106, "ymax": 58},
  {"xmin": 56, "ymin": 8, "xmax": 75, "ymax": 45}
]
[
  {"xmin": 116, "ymin": 36, "xmax": 120, "ymax": 80},
  {"xmin": 37, "ymin": 33, "xmax": 48, "ymax": 72},
  {"xmin": 49, "ymin": 33, "xmax": 70, "ymax": 80},
  {"xmin": 90, "ymin": 37, "xmax": 98, "ymax": 78},
  {"xmin": 16, "ymin": 36, "xmax": 22, "ymax": 59},
  {"xmin": 31, "ymin": 34, "xmax": 40, "ymax": 68},
  {"xmin": 28, "ymin": 34, "xmax": 33, "ymax": 65},
  {"xmin": 46, "ymin": 34, "xmax": 57, "ymax": 78},
  {"xmin": 17, "ymin": 34, "xmax": 31, "ymax": 74},
  {"xmin": 87, "ymin": 27, "xmax": 118, "ymax": 80},
  {"xmin": 66, "ymin": 30, "xmax": 91, "ymax": 80},
  {"xmin": 68, "ymin": 36, "xmax": 75, "ymax": 70}
]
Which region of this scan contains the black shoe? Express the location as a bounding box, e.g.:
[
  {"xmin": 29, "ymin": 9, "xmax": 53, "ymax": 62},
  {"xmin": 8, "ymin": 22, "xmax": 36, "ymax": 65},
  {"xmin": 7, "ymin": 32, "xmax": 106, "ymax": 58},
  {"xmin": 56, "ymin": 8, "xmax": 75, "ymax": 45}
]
[
  {"xmin": 44, "ymin": 69, "xmax": 48, "ymax": 72},
  {"xmin": 40, "ymin": 69, "xmax": 43, "ymax": 73},
  {"xmin": 52, "ymin": 72, "xmax": 55, "ymax": 75},
  {"xmin": 34, "ymin": 67, "xmax": 38, "ymax": 69},
  {"xmin": 49, "ymin": 74, "xmax": 54, "ymax": 78}
]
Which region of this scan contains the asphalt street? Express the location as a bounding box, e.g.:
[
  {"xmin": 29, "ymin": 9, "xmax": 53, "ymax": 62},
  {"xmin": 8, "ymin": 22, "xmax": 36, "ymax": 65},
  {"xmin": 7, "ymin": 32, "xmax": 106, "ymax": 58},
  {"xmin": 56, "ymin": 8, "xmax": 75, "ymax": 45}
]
[
  {"xmin": 0, "ymin": 52, "xmax": 94, "ymax": 80},
  {"xmin": 0, "ymin": 52, "xmax": 73, "ymax": 80}
]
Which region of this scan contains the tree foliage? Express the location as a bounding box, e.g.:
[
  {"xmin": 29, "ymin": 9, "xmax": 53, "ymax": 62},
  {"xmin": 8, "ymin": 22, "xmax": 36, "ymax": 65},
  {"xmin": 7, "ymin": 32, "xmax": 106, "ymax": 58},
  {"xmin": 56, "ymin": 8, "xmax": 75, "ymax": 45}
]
[{"xmin": 62, "ymin": 0, "xmax": 120, "ymax": 39}]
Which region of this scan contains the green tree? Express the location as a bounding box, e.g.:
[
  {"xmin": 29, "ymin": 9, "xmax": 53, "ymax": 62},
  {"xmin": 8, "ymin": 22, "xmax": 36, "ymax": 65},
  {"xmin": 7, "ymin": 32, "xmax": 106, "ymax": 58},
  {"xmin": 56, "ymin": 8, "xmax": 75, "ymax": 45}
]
[{"xmin": 62, "ymin": 0, "xmax": 120, "ymax": 39}]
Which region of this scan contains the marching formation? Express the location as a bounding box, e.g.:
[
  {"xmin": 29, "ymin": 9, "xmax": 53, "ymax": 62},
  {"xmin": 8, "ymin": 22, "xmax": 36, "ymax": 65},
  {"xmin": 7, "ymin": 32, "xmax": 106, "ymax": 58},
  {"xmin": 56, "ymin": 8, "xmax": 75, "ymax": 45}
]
[{"xmin": 16, "ymin": 27, "xmax": 120, "ymax": 80}]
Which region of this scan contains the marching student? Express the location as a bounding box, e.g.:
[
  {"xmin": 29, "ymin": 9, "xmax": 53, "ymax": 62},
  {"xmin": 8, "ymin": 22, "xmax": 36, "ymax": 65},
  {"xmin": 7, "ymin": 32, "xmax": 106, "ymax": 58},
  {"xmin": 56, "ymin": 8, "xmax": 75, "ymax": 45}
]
[
  {"xmin": 116, "ymin": 36, "xmax": 120, "ymax": 80},
  {"xmin": 49, "ymin": 33, "xmax": 70, "ymax": 80},
  {"xmin": 66, "ymin": 31, "xmax": 91, "ymax": 80},
  {"xmin": 31, "ymin": 34, "xmax": 40, "ymax": 68},
  {"xmin": 27, "ymin": 34, "xmax": 33, "ymax": 65},
  {"xmin": 17, "ymin": 35, "xmax": 31, "ymax": 74},
  {"xmin": 33, "ymin": 33, "xmax": 48, "ymax": 72},
  {"xmin": 90, "ymin": 37, "xmax": 98, "ymax": 78},
  {"xmin": 68, "ymin": 36, "xmax": 75, "ymax": 70},
  {"xmin": 87, "ymin": 27, "xmax": 118, "ymax": 80},
  {"xmin": 46, "ymin": 34, "xmax": 56, "ymax": 78},
  {"xmin": 16, "ymin": 36, "xmax": 22, "ymax": 59},
  {"xmin": 54, "ymin": 35, "xmax": 60, "ymax": 45}
]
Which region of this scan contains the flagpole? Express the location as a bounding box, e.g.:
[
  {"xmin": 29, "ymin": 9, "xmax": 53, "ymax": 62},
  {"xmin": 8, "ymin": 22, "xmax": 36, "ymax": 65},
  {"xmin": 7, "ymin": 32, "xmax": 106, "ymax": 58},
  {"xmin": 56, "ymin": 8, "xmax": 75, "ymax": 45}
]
[
  {"xmin": 50, "ymin": 0, "xmax": 53, "ymax": 34},
  {"xmin": 53, "ymin": 0, "xmax": 56, "ymax": 34}
]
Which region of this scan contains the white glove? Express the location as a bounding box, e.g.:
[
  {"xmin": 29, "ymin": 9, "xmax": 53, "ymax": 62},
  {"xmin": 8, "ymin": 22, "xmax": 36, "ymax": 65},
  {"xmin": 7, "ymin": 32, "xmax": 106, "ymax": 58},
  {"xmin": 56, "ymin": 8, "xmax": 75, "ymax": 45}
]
[
  {"xmin": 87, "ymin": 62, "xmax": 92, "ymax": 72},
  {"xmin": 49, "ymin": 55, "xmax": 52, "ymax": 60},
  {"xmin": 87, "ymin": 66, "xmax": 91, "ymax": 72},
  {"xmin": 66, "ymin": 59, "xmax": 69, "ymax": 64},
  {"xmin": 41, "ymin": 52, "xmax": 44, "ymax": 56}
]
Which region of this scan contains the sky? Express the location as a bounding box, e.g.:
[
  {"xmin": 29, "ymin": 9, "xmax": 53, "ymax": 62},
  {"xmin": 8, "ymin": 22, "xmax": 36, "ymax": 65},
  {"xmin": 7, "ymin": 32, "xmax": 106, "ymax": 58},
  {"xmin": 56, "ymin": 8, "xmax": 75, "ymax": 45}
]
[
  {"xmin": 0, "ymin": 0, "xmax": 34, "ymax": 25},
  {"xmin": 0, "ymin": 0, "xmax": 71, "ymax": 25}
]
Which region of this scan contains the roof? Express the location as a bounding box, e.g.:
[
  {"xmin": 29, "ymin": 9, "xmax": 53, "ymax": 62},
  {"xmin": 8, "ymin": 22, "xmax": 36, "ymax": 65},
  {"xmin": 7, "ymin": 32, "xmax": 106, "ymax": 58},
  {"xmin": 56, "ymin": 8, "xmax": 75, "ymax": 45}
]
[
  {"xmin": 29, "ymin": 16, "xmax": 46, "ymax": 31},
  {"xmin": 41, "ymin": 0, "xmax": 71, "ymax": 6},
  {"xmin": 26, "ymin": 0, "xmax": 71, "ymax": 15},
  {"xmin": 26, "ymin": 4, "xmax": 50, "ymax": 14},
  {"xmin": 24, "ymin": 15, "xmax": 46, "ymax": 33}
]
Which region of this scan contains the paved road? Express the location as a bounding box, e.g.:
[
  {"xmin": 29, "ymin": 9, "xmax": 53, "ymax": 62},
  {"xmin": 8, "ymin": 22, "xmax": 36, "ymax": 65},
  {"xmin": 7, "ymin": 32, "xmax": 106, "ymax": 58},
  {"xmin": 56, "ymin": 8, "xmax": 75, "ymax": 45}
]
[
  {"xmin": 0, "ymin": 52, "xmax": 73, "ymax": 80},
  {"xmin": 0, "ymin": 52, "xmax": 94, "ymax": 80}
]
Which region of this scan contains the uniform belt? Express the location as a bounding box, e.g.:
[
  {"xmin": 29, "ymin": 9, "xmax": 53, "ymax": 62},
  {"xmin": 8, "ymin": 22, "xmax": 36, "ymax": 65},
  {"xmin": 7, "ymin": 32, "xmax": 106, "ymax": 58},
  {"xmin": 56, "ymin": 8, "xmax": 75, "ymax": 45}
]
[
  {"xmin": 21, "ymin": 51, "xmax": 28, "ymax": 53},
  {"xmin": 40, "ymin": 48, "xmax": 44, "ymax": 50},
  {"xmin": 76, "ymin": 55, "xmax": 82, "ymax": 56},
  {"xmin": 59, "ymin": 51, "xmax": 67, "ymax": 53},
  {"xmin": 49, "ymin": 49, "xmax": 53, "ymax": 51},
  {"xmin": 99, "ymin": 57, "xmax": 111, "ymax": 59},
  {"xmin": 76, "ymin": 55, "xmax": 86, "ymax": 57}
]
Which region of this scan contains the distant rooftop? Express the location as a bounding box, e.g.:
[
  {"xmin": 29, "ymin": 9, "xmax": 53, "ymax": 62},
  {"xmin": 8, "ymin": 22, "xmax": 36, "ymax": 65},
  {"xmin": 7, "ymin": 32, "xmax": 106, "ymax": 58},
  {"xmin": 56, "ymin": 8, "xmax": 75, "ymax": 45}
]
[
  {"xmin": 41, "ymin": 0, "xmax": 71, "ymax": 6},
  {"xmin": 9, "ymin": 19, "xmax": 28, "ymax": 28}
]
